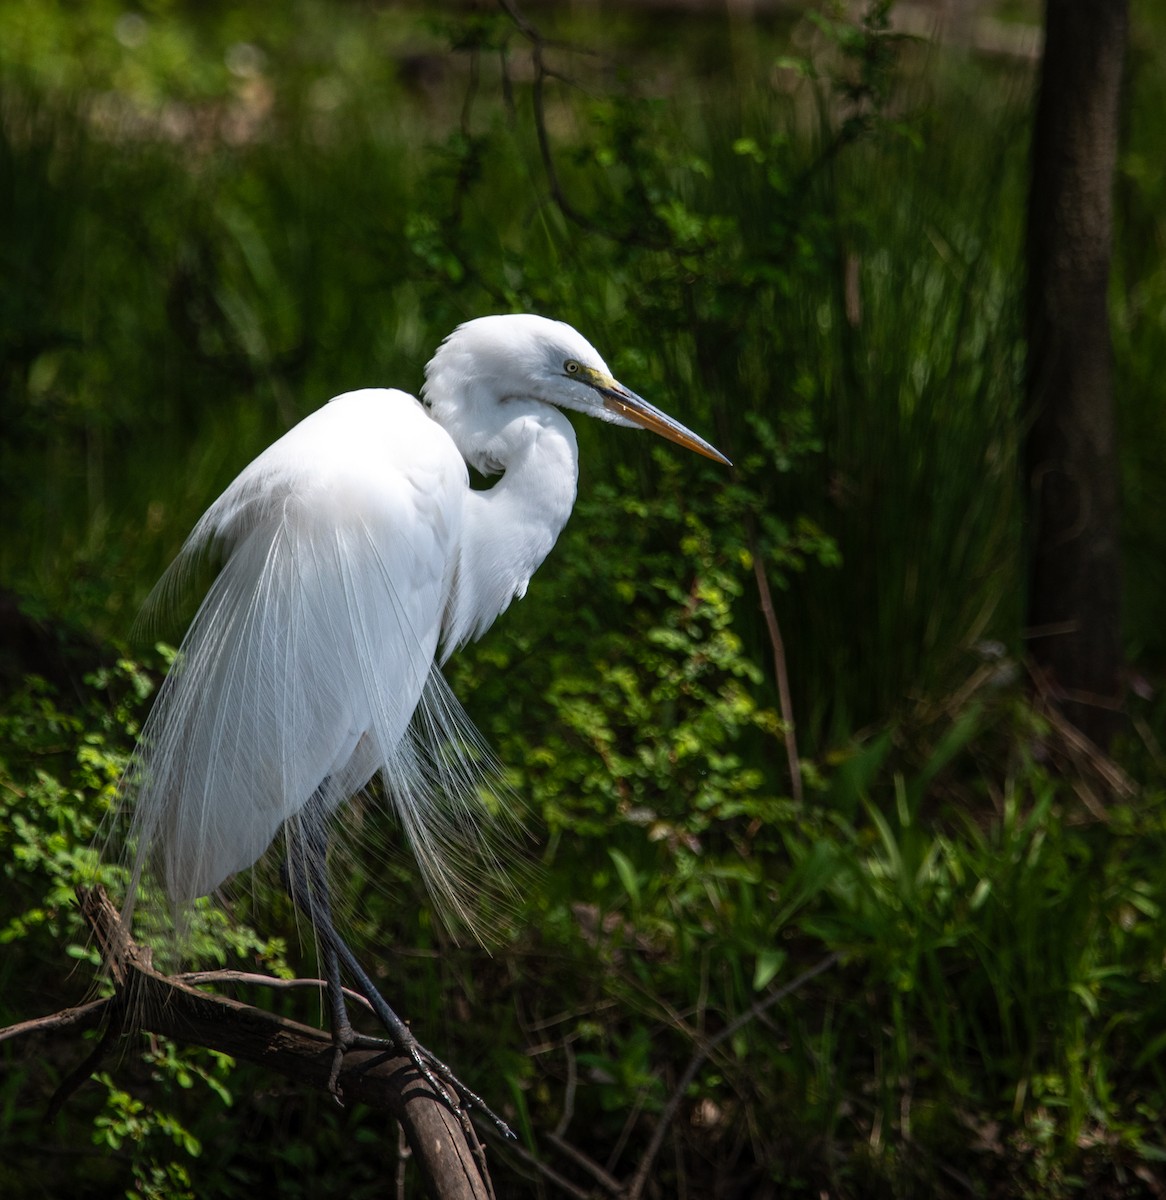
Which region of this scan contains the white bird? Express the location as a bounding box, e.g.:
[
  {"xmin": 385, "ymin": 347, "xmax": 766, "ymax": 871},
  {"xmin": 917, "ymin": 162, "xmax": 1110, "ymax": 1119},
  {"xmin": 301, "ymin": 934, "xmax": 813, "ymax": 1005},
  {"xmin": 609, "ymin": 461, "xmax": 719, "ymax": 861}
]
[{"xmin": 124, "ymin": 313, "xmax": 729, "ymax": 1128}]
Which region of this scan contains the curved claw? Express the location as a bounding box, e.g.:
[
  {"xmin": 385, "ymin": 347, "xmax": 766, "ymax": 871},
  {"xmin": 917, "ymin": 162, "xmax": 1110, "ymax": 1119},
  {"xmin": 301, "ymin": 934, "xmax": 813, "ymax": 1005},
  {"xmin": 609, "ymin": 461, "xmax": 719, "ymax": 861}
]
[
  {"xmin": 283, "ymin": 802, "xmax": 513, "ymax": 1137},
  {"xmin": 331, "ymin": 1029, "xmax": 515, "ymax": 1137},
  {"xmin": 411, "ymin": 1042, "xmax": 515, "ymax": 1140},
  {"xmin": 327, "ymin": 1020, "xmax": 360, "ymax": 1102},
  {"xmin": 327, "ymin": 1042, "xmax": 347, "ymax": 1101}
]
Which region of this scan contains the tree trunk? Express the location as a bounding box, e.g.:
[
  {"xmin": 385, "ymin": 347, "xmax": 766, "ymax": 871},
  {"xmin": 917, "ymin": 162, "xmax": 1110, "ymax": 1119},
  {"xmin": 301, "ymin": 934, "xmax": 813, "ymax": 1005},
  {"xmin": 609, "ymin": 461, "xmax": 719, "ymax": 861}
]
[{"xmin": 1024, "ymin": 0, "xmax": 1128, "ymax": 748}]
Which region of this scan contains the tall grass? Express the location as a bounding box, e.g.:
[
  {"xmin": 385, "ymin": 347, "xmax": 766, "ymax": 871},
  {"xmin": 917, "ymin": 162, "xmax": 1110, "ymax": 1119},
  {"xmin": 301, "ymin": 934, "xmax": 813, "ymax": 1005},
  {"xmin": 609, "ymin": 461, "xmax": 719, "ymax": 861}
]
[
  {"xmin": 681, "ymin": 56, "xmax": 1034, "ymax": 737},
  {"xmin": 2, "ymin": 4, "xmax": 1152, "ymax": 740}
]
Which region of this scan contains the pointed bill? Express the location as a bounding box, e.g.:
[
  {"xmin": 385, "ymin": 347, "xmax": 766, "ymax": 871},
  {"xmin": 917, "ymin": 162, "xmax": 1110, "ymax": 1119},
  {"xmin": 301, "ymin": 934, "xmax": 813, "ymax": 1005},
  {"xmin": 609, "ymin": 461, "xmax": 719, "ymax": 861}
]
[{"xmin": 598, "ymin": 381, "xmax": 732, "ymax": 466}]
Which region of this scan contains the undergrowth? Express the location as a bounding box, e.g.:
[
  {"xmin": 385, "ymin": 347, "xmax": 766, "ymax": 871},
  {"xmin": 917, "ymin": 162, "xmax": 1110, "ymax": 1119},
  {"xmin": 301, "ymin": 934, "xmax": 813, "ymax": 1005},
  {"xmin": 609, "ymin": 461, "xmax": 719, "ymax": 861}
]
[{"xmin": 2, "ymin": 1, "xmax": 1165, "ymax": 1197}]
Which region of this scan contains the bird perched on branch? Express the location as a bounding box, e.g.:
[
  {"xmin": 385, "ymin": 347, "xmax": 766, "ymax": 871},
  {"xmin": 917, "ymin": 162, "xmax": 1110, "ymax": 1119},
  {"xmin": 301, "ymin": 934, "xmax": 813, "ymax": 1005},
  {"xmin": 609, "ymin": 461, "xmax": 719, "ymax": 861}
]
[{"xmin": 123, "ymin": 313, "xmax": 729, "ymax": 1131}]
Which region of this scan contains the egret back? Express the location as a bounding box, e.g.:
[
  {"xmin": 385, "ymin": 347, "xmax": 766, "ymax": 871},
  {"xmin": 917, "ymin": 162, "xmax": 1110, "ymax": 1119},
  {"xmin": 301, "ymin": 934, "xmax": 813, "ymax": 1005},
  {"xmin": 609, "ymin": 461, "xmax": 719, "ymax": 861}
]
[{"xmin": 125, "ymin": 390, "xmax": 501, "ymax": 929}]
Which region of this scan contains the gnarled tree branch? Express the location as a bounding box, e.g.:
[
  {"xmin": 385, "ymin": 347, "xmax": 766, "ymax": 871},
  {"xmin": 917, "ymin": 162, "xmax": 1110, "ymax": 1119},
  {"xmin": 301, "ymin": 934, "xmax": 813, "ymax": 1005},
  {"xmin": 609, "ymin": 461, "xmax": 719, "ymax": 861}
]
[{"xmin": 6, "ymin": 887, "xmax": 496, "ymax": 1200}]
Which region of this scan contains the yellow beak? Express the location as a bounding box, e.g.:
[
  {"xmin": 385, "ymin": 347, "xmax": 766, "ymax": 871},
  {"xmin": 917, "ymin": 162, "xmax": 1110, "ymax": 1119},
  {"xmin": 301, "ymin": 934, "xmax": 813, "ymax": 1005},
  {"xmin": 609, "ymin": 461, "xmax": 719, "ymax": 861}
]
[{"xmin": 597, "ymin": 381, "xmax": 731, "ymax": 466}]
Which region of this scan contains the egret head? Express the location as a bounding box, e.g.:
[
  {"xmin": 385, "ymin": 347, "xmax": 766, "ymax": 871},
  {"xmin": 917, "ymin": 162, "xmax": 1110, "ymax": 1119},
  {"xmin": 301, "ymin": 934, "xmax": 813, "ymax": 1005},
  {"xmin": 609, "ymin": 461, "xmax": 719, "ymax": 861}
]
[{"xmin": 422, "ymin": 314, "xmax": 729, "ymax": 472}]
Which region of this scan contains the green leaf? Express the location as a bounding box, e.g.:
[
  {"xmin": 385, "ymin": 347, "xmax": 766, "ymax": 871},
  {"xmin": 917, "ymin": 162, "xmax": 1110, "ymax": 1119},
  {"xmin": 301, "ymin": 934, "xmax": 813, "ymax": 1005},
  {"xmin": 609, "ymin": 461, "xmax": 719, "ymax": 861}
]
[
  {"xmin": 608, "ymin": 848, "xmax": 641, "ymax": 910},
  {"xmin": 753, "ymin": 946, "xmax": 786, "ymax": 991}
]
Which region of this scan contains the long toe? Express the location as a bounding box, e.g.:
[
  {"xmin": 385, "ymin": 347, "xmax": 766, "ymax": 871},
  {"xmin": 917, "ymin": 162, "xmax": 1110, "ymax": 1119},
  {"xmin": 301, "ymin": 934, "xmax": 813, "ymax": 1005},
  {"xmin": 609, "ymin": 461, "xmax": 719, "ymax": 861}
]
[{"xmin": 414, "ymin": 1044, "xmax": 515, "ymax": 1139}]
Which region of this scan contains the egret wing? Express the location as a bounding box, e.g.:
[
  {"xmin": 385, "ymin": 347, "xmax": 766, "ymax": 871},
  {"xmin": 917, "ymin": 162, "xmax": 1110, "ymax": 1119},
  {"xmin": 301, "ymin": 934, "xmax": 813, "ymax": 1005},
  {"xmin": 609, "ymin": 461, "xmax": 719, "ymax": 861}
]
[{"xmin": 126, "ymin": 389, "xmax": 474, "ymax": 912}]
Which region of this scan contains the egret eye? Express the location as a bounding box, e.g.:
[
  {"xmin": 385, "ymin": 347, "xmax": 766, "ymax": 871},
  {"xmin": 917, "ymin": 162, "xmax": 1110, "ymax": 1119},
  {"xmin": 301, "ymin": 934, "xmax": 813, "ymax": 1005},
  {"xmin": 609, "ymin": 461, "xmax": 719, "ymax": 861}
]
[{"xmin": 564, "ymin": 360, "xmax": 581, "ymax": 376}]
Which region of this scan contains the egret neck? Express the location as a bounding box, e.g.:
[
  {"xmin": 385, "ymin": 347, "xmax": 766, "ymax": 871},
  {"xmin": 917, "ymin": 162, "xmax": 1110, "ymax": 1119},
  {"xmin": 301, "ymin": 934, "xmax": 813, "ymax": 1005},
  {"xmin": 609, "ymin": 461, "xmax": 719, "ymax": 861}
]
[{"xmin": 437, "ymin": 399, "xmax": 579, "ymax": 655}]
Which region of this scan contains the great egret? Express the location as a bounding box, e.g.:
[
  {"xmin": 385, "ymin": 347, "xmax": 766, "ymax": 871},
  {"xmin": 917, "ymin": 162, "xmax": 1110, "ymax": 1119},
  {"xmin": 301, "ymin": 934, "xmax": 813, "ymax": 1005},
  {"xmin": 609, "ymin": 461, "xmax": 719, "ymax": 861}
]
[{"xmin": 124, "ymin": 313, "xmax": 729, "ymax": 1129}]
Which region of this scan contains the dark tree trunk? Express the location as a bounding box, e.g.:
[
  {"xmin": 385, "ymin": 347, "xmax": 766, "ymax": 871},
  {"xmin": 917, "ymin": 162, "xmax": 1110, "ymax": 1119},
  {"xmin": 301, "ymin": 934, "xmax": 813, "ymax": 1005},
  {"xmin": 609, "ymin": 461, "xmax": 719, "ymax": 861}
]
[{"xmin": 1024, "ymin": 0, "xmax": 1128, "ymax": 748}]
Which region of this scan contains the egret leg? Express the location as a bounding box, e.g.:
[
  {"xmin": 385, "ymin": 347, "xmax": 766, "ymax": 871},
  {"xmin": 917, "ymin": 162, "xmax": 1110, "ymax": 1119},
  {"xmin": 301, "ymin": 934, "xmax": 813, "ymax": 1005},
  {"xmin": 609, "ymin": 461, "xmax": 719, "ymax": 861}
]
[
  {"xmin": 279, "ymin": 842, "xmax": 355, "ymax": 1096},
  {"xmin": 282, "ymin": 792, "xmax": 512, "ymax": 1136}
]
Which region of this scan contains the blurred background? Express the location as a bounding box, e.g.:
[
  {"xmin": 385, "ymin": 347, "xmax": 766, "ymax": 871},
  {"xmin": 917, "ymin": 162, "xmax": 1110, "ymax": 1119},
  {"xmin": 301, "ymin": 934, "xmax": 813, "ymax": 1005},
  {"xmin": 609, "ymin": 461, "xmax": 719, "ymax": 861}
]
[{"xmin": 1, "ymin": 1, "xmax": 1164, "ymax": 1196}]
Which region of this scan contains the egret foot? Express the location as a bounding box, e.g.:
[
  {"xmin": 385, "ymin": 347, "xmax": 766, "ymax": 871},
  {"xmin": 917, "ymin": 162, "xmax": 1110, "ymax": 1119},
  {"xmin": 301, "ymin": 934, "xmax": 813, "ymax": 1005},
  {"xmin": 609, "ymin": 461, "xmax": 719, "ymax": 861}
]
[
  {"xmin": 282, "ymin": 795, "xmax": 513, "ymax": 1137},
  {"xmin": 328, "ymin": 963, "xmax": 514, "ymax": 1138}
]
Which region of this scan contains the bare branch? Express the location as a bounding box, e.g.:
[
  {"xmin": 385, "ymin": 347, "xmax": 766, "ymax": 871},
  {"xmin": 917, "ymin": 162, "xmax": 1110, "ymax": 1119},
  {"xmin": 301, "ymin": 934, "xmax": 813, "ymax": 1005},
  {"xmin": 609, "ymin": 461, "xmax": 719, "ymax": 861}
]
[
  {"xmin": 495, "ymin": 1136, "xmax": 595, "ymax": 1200},
  {"xmin": 545, "ymin": 1131, "xmax": 623, "ymax": 1195},
  {"xmin": 172, "ymin": 968, "xmax": 377, "ymax": 1013},
  {"xmin": 497, "ymin": 0, "xmax": 664, "ymax": 250},
  {"xmin": 22, "ymin": 887, "xmax": 500, "ymax": 1200},
  {"xmin": 626, "ymin": 953, "xmax": 840, "ymax": 1200},
  {"xmin": 551, "ymin": 1039, "xmax": 577, "ymax": 1139},
  {"xmin": 747, "ymin": 522, "xmax": 804, "ymax": 805},
  {"xmin": 47, "ymin": 1005, "xmax": 127, "ymax": 1122},
  {"xmin": 0, "ymin": 997, "xmax": 108, "ymax": 1044}
]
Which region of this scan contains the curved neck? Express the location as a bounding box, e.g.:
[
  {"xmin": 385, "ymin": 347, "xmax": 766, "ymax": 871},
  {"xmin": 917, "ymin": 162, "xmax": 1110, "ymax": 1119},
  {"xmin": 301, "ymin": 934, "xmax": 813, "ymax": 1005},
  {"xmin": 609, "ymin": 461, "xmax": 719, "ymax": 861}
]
[{"xmin": 440, "ymin": 402, "xmax": 579, "ymax": 654}]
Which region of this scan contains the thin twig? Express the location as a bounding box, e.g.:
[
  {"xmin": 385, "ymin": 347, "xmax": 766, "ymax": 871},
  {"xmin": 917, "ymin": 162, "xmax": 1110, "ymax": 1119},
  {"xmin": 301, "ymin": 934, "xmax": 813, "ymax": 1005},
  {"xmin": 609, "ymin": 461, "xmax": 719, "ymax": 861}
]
[
  {"xmin": 496, "ymin": 0, "xmax": 594, "ymax": 56},
  {"xmin": 544, "ymin": 1131, "xmax": 623, "ymax": 1195},
  {"xmin": 523, "ymin": 998, "xmax": 619, "ymax": 1035},
  {"xmin": 527, "ymin": 38, "xmax": 609, "ymax": 240},
  {"xmin": 552, "ymin": 1040, "xmax": 577, "ymax": 1139},
  {"xmin": 495, "ymin": 1136, "xmax": 594, "ymax": 1200},
  {"xmin": 46, "ymin": 1005, "xmax": 126, "ymax": 1123},
  {"xmin": 497, "ymin": 0, "xmax": 665, "ymax": 250},
  {"xmin": 1026, "ymin": 658, "xmax": 1136, "ymax": 804},
  {"xmin": 0, "ymin": 997, "xmax": 108, "ymax": 1044},
  {"xmin": 606, "ymin": 1076, "xmax": 651, "ymax": 1177},
  {"xmin": 747, "ymin": 523, "xmax": 804, "ymax": 804},
  {"xmin": 173, "ymin": 969, "xmax": 376, "ymax": 1013},
  {"xmin": 625, "ymin": 953, "xmax": 840, "ymax": 1200},
  {"xmin": 396, "ymin": 1120, "xmax": 410, "ymax": 1200}
]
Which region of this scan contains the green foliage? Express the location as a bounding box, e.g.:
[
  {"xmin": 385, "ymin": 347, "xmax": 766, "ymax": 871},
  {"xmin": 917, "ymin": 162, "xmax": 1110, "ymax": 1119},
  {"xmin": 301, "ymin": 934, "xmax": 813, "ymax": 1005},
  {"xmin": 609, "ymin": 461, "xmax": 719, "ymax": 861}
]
[
  {"xmin": 1, "ymin": 1, "xmax": 1165, "ymax": 1197},
  {"xmin": 90, "ymin": 1046, "xmax": 234, "ymax": 1200},
  {"xmin": 0, "ymin": 654, "xmax": 296, "ymax": 1198},
  {"xmin": 0, "ymin": 667, "xmax": 133, "ymax": 948}
]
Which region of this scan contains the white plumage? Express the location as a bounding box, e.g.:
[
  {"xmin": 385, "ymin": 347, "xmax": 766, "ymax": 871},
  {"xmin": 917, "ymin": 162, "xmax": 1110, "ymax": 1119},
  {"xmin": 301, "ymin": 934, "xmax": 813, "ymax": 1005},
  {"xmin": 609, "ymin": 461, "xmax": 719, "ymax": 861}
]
[
  {"xmin": 121, "ymin": 314, "xmax": 728, "ymax": 1121},
  {"xmin": 133, "ymin": 389, "xmax": 465, "ymax": 904}
]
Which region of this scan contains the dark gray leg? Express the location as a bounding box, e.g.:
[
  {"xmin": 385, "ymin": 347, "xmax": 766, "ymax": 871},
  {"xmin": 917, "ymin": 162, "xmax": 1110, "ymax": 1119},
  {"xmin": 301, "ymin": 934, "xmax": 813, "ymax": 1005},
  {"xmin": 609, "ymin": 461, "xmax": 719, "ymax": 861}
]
[
  {"xmin": 279, "ymin": 831, "xmax": 353, "ymax": 1095},
  {"xmin": 282, "ymin": 790, "xmax": 512, "ymax": 1136}
]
